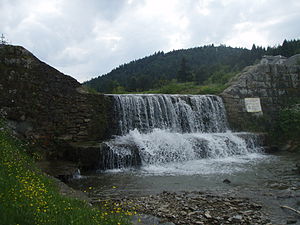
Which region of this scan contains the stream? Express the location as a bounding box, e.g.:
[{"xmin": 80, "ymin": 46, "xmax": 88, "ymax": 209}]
[
  {"xmin": 68, "ymin": 94, "xmax": 300, "ymax": 224},
  {"xmin": 69, "ymin": 151, "xmax": 300, "ymax": 224}
]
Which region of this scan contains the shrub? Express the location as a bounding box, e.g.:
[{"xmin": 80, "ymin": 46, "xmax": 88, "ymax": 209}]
[{"xmin": 277, "ymin": 104, "xmax": 300, "ymax": 141}]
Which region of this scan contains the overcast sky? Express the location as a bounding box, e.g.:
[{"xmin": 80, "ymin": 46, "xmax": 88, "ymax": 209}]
[{"xmin": 1, "ymin": 0, "xmax": 299, "ymax": 82}]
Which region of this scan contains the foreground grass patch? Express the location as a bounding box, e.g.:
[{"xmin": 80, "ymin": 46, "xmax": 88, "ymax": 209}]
[{"xmin": 0, "ymin": 124, "xmax": 131, "ymax": 225}]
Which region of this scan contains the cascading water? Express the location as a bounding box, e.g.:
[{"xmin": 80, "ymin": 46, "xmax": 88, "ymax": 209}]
[
  {"xmin": 112, "ymin": 94, "xmax": 228, "ymax": 134},
  {"xmin": 102, "ymin": 94, "xmax": 264, "ymax": 174}
]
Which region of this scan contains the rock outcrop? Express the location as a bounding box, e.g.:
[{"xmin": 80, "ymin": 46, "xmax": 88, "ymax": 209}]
[{"xmin": 221, "ymin": 59, "xmax": 300, "ymax": 132}]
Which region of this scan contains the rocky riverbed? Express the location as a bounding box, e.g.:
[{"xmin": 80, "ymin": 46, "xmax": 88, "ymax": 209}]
[
  {"xmin": 95, "ymin": 191, "xmax": 271, "ymax": 225},
  {"xmin": 68, "ymin": 151, "xmax": 300, "ymax": 224}
]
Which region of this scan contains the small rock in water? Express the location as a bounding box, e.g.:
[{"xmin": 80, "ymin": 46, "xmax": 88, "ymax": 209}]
[
  {"xmin": 296, "ymin": 163, "xmax": 300, "ymax": 173},
  {"xmin": 223, "ymin": 179, "xmax": 231, "ymax": 184},
  {"xmin": 287, "ymin": 219, "xmax": 297, "ymax": 224}
]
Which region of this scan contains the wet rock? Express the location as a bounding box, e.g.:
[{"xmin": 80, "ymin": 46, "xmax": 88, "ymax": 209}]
[
  {"xmin": 296, "ymin": 163, "xmax": 300, "ymax": 174},
  {"xmin": 37, "ymin": 160, "xmax": 80, "ymax": 183},
  {"xmin": 264, "ymin": 145, "xmax": 280, "ymax": 153},
  {"xmin": 287, "ymin": 219, "xmax": 297, "ymax": 224},
  {"xmin": 223, "ymin": 179, "xmax": 231, "ymax": 184}
]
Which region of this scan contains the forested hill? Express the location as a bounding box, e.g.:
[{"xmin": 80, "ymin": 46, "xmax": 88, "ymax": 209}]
[{"xmin": 84, "ymin": 39, "xmax": 300, "ymax": 93}]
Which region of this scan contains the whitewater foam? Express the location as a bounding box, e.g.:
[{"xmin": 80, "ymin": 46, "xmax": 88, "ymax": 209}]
[{"xmin": 102, "ymin": 94, "xmax": 265, "ymax": 173}]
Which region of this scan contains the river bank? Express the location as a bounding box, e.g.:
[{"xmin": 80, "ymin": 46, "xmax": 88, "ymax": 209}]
[{"xmin": 97, "ymin": 191, "xmax": 270, "ymax": 225}]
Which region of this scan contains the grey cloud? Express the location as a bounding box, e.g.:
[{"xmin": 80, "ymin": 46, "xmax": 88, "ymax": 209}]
[{"xmin": 0, "ymin": 0, "xmax": 299, "ymax": 82}]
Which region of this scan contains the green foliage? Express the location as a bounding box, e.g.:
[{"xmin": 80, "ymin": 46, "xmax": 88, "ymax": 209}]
[
  {"xmin": 267, "ymin": 39, "xmax": 300, "ymax": 57},
  {"xmin": 266, "ymin": 102, "xmax": 300, "ymax": 146},
  {"xmin": 112, "ymin": 85, "xmax": 126, "ymax": 94},
  {"xmin": 84, "ymin": 45, "xmax": 255, "ymax": 93},
  {"xmin": 81, "ymin": 85, "xmax": 99, "ymax": 94},
  {"xmin": 204, "ymin": 65, "xmax": 237, "ymax": 85},
  {"xmin": 277, "ymin": 105, "xmax": 300, "ymax": 140},
  {"xmin": 126, "ymin": 81, "xmax": 226, "ymax": 95},
  {"xmin": 0, "ymin": 121, "xmax": 131, "ymax": 225},
  {"xmin": 177, "ymin": 57, "xmax": 192, "ymax": 82},
  {"xmin": 155, "ymin": 81, "xmax": 196, "ymax": 94},
  {"xmin": 84, "ymin": 39, "xmax": 300, "ymax": 93},
  {"xmin": 196, "ymin": 84, "xmax": 226, "ymax": 95}
]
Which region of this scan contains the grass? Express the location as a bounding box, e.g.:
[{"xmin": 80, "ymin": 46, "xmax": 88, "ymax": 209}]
[
  {"xmin": 110, "ymin": 81, "xmax": 227, "ymax": 95},
  {"xmin": 152, "ymin": 82, "xmax": 226, "ymax": 95},
  {"xmin": 0, "ymin": 120, "xmax": 132, "ymax": 225}
]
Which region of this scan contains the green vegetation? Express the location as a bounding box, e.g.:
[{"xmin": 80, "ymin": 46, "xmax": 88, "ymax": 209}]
[
  {"xmin": 111, "ymin": 63, "xmax": 236, "ymax": 95},
  {"xmin": 277, "ymin": 104, "xmax": 300, "ymax": 142},
  {"xmin": 79, "ymin": 85, "xmax": 100, "ymax": 94},
  {"xmin": 123, "ymin": 81, "xmax": 226, "ymax": 95},
  {"xmin": 262, "ymin": 101, "xmax": 300, "ymax": 149},
  {"xmin": 83, "ymin": 64, "xmax": 237, "ymax": 95},
  {"xmin": 152, "ymin": 82, "xmax": 225, "ymax": 95},
  {"xmin": 0, "ymin": 120, "xmax": 131, "ymax": 225},
  {"xmin": 85, "ymin": 39, "xmax": 300, "ymax": 94}
]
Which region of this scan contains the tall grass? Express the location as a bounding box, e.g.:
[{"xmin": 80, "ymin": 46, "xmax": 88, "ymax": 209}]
[{"xmin": 0, "ymin": 121, "xmax": 131, "ymax": 225}]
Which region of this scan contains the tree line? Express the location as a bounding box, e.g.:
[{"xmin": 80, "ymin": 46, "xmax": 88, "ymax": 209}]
[{"xmin": 84, "ymin": 39, "xmax": 300, "ymax": 93}]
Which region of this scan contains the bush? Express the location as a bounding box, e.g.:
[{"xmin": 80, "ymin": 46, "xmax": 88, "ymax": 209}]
[
  {"xmin": 277, "ymin": 104, "xmax": 300, "ymax": 141},
  {"xmin": 131, "ymin": 81, "xmax": 227, "ymax": 95}
]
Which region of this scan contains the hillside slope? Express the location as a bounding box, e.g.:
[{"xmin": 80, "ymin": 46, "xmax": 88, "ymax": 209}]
[{"xmin": 85, "ymin": 39, "xmax": 300, "ymax": 93}]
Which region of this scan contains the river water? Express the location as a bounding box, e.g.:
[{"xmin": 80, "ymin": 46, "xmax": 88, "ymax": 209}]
[
  {"xmin": 70, "ymin": 94, "xmax": 300, "ymax": 224},
  {"xmin": 70, "ymin": 151, "xmax": 300, "ymax": 224}
]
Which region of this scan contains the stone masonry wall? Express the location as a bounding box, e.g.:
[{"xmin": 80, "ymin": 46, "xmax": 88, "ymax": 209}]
[
  {"xmin": 1, "ymin": 45, "xmax": 299, "ymax": 167},
  {"xmin": 0, "ymin": 45, "xmax": 114, "ymax": 151},
  {"xmin": 221, "ymin": 63, "xmax": 300, "ymax": 132}
]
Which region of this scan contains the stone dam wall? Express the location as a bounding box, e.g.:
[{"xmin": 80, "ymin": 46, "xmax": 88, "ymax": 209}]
[
  {"xmin": 221, "ymin": 62, "xmax": 300, "ymax": 132},
  {"xmin": 1, "ymin": 44, "xmax": 299, "ymax": 169},
  {"xmin": 0, "ymin": 45, "xmax": 116, "ymax": 162}
]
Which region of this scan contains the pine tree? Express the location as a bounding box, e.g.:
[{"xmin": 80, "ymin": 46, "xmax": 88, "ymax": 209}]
[{"xmin": 177, "ymin": 57, "xmax": 192, "ymax": 82}]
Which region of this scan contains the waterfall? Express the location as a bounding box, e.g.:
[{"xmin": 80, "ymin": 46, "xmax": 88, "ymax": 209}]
[
  {"xmin": 111, "ymin": 94, "xmax": 228, "ymax": 134},
  {"xmin": 102, "ymin": 94, "xmax": 263, "ymax": 171}
]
